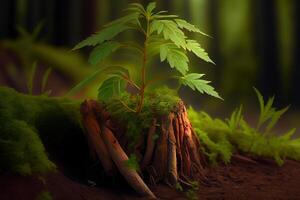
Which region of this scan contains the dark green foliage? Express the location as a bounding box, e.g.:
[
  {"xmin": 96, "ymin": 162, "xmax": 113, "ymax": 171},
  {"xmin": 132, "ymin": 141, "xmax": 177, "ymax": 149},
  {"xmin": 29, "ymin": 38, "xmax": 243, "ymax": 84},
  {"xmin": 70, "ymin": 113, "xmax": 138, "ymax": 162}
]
[
  {"xmin": 0, "ymin": 87, "xmax": 82, "ymax": 175},
  {"xmin": 189, "ymin": 89, "xmax": 300, "ymax": 165}
]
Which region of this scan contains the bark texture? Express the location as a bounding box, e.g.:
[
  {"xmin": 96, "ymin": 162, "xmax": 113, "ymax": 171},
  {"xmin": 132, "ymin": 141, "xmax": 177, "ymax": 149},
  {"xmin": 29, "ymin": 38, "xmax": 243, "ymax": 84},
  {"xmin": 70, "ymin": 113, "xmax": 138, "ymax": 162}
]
[{"xmin": 80, "ymin": 99, "xmax": 206, "ymax": 198}]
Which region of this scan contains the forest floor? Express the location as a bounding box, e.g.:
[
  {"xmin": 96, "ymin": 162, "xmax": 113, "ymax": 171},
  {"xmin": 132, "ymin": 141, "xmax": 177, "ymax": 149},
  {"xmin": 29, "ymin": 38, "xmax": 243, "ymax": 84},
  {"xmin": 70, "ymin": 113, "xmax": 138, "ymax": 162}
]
[{"xmin": 1, "ymin": 156, "xmax": 300, "ymax": 200}]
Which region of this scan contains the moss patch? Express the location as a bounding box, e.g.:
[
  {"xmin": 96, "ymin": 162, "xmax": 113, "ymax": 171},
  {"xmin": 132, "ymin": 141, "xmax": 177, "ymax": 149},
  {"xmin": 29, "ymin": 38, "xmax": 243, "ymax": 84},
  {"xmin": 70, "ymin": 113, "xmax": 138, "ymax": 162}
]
[
  {"xmin": 105, "ymin": 87, "xmax": 180, "ymax": 146},
  {"xmin": 0, "ymin": 87, "xmax": 82, "ymax": 175},
  {"xmin": 188, "ymin": 107, "xmax": 300, "ymax": 165}
]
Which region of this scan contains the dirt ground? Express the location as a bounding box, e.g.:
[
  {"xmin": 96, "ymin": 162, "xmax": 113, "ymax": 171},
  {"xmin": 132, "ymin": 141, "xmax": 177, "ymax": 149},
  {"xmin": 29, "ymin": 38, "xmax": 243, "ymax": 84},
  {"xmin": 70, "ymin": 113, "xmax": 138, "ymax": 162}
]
[{"xmin": 1, "ymin": 156, "xmax": 300, "ymax": 200}]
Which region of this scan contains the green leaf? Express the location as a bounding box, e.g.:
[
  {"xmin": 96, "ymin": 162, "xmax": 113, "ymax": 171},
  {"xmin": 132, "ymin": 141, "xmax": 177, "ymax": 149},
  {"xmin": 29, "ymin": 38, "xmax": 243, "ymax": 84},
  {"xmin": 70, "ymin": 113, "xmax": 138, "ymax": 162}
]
[
  {"xmin": 41, "ymin": 67, "xmax": 52, "ymax": 93},
  {"xmin": 27, "ymin": 62, "xmax": 37, "ymax": 95},
  {"xmin": 150, "ymin": 19, "xmax": 186, "ymax": 49},
  {"xmin": 186, "ymin": 40, "xmax": 214, "ymax": 64},
  {"xmin": 254, "ymin": 88, "xmax": 264, "ymax": 117},
  {"xmin": 104, "ymin": 12, "xmax": 140, "ymax": 27},
  {"xmin": 175, "ymin": 19, "xmax": 211, "ymax": 37},
  {"xmin": 125, "ymin": 3, "xmax": 146, "ymax": 14},
  {"xmin": 181, "ymin": 73, "xmax": 222, "ymax": 99},
  {"xmin": 160, "ymin": 44, "xmax": 189, "ymax": 75},
  {"xmin": 88, "ymin": 41, "xmax": 121, "ymax": 65},
  {"xmin": 98, "ymin": 76, "xmax": 127, "ymax": 102},
  {"xmin": 147, "ymin": 35, "xmax": 167, "ymax": 57},
  {"xmin": 152, "ymin": 14, "xmax": 178, "ymax": 19},
  {"xmin": 66, "ymin": 66, "xmax": 128, "ymax": 96},
  {"xmin": 254, "ymin": 87, "xmax": 290, "ymax": 133},
  {"xmin": 266, "ymin": 106, "xmax": 289, "ymax": 132},
  {"xmin": 72, "ymin": 24, "xmax": 129, "ymax": 50},
  {"xmin": 146, "ymin": 2, "xmax": 156, "ymax": 15}
]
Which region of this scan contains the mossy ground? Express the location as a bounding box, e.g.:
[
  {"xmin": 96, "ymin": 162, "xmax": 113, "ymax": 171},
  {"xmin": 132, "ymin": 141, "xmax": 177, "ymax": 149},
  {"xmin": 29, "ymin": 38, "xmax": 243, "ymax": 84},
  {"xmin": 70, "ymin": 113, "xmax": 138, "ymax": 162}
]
[
  {"xmin": 188, "ymin": 107, "xmax": 300, "ymax": 165},
  {"xmin": 0, "ymin": 87, "xmax": 82, "ymax": 175},
  {"xmin": 1, "ymin": 86, "xmax": 300, "ymax": 177}
]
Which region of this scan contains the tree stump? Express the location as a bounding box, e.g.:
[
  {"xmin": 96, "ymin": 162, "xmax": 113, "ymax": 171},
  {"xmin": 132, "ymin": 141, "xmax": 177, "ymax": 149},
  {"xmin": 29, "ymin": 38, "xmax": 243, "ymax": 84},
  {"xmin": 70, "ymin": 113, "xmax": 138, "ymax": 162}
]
[{"xmin": 80, "ymin": 99, "xmax": 206, "ymax": 198}]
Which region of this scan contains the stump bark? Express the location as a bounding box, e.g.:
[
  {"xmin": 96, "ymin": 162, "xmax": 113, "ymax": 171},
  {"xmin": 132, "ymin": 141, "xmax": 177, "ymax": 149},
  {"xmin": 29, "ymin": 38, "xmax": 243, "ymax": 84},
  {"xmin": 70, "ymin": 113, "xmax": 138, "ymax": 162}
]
[{"xmin": 80, "ymin": 99, "xmax": 206, "ymax": 198}]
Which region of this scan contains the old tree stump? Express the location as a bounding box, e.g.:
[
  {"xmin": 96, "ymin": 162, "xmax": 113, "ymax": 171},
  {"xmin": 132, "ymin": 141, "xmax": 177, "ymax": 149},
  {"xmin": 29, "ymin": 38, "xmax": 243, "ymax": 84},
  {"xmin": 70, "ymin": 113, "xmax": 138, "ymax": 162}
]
[{"xmin": 80, "ymin": 99, "xmax": 207, "ymax": 199}]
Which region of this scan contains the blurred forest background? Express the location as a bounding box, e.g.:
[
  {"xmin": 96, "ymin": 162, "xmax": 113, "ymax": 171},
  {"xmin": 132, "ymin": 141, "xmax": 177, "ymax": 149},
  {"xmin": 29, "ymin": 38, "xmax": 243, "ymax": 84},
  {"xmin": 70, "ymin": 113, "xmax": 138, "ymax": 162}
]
[{"xmin": 0, "ymin": 0, "xmax": 299, "ymax": 118}]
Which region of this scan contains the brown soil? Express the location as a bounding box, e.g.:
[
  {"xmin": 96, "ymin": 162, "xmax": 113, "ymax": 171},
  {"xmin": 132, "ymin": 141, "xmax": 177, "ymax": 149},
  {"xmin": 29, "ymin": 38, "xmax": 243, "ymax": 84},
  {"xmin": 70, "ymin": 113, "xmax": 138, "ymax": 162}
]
[{"xmin": 1, "ymin": 157, "xmax": 300, "ymax": 200}]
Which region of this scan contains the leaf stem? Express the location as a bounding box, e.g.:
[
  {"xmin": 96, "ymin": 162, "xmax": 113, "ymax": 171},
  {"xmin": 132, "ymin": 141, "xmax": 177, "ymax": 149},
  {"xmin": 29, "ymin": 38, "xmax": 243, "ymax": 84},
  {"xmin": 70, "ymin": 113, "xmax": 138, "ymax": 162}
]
[{"xmin": 136, "ymin": 14, "xmax": 150, "ymax": 113}]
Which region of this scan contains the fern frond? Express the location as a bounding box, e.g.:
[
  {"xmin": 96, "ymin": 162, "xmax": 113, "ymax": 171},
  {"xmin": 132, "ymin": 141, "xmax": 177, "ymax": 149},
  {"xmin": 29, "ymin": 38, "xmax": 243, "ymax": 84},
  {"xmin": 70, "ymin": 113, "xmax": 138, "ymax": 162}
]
[
  {"xmin": 104, "ymin": 12, "xmax": 140, "ymax": 27},
  {"xmin": 181, "ymin": 73, "xmax": 222, "ymax": 99},
  {"xmin": 150, "ymin": 19, "xmax": 186, "ymax": 49},
  {"xmin": 72, "ymin": 24, "xmax": 130, "ymax": 50},
  {"xmin": 175, "ymin": 19, "xmax": 211, "ymax": 37},
  {"xmin": 160, "ymin": 43, "xmax": 189, "ymax": 75},
  {"xmin": 186, "ymin": 40, "xmax": 214, "ymax": 64}
]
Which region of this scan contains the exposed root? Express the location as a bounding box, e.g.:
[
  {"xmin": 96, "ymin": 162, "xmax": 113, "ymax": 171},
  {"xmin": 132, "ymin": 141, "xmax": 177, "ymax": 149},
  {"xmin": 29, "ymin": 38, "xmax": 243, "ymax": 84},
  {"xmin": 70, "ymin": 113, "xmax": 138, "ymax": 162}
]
[
  {"xmin": 166, "ymin": 113, "xmax": 178, "ymax": 186},
  {"xmin": 101, "ymin": 125, "xmax": 156, "ymax": 199},
  {"xmin": 152, "ymin": 116, "xmax": 168, "ymax": 181},
  {"xmin": 141, "ymin": 118, "xmax": 157, "ymax": 170},
  {"xmin": 80, "ymin": 101, "xmax": 114, "ymax": 174},
  {"xmin": 80, "ymin": 99, "xmax": 207, "ymax": 197}
]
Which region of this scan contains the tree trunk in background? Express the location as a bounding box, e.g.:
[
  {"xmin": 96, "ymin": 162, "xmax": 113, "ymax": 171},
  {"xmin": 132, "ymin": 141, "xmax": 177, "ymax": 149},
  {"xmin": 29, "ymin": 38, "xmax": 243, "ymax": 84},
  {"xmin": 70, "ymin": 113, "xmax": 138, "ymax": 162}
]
[
  {"xmin": 0, "ymin": 0, "xmax": 300, "ymax": 107},
  {"xmin": 292, "ymin": 0, "xmax": 300, "ymax": 107},
  {"xmin": 0, "ymin": 0, "xmax": 17, "ymax": 38},
  {"xmin": 254, "ymin": 0, "xmax": 280, "ymax": 100}
]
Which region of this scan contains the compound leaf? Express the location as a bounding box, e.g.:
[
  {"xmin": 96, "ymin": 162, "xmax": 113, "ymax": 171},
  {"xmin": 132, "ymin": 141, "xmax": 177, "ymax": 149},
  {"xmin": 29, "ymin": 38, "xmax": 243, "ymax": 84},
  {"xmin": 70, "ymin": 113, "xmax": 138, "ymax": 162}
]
[
  {"xmin": 175, "ymin": 19, "xmax": 210, "ymax": 37},
  {"xmin": 186, "ymin": 40, "xmax": 214, "ymax": 64},
  {"xmin": 104, "ymin": 12, "xmax": 140, "ymax": 27},
  {"xmin": 146, "ymin": 2, "xmax": 156, "ymax": 15},
  {"xmin": 150, "ymin": 19, "xmax": 186, "ymax": 49},
  {"xmin": 181, "ymin": 73, "xmax": 222, "ymax": 99},
  {"xmin": 160, "ymin": 44, "xmax": 189, "ymax": 75},
  {"xmin": 73, "ymin": 24, "xmax": 129, "ymax": 50}
]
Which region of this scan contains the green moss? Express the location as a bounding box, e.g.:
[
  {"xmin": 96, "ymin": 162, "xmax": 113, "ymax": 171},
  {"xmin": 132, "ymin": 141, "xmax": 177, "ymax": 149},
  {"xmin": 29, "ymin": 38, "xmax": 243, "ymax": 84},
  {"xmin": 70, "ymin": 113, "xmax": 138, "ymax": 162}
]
[
  {"xmin": 105, "ymin": 87, "xmax": 180, "ymax": 146},
  {"xmin": 188, "ymin": 106, "xmax": 300, "ymax": 165},
  {"xmin": 188, "ymin": 108, "xmax": 233, "ymax": 164},
  {"xmin": 0, "ymin": 87, "xmax": 82, "ymax": 175}
]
